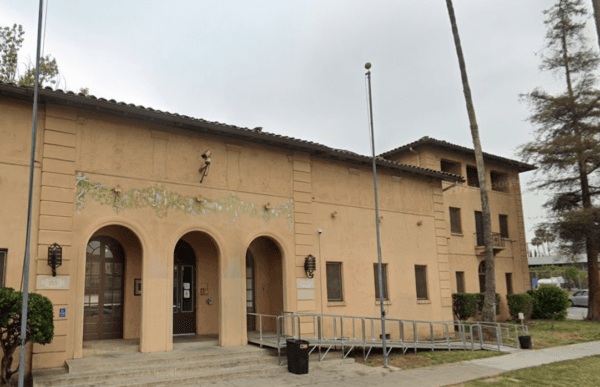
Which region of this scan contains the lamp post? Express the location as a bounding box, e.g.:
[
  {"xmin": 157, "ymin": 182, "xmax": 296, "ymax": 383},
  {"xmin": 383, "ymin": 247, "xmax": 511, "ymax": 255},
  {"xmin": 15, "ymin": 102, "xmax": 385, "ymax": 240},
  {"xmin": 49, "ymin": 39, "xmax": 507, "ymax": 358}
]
[
  {"xmin": 18, "ymin": 1, "xmax": 45, "ymax": 386},
  {"xmin": 365, "ymin": 62, "xmax": 388, "ymax": 368}
]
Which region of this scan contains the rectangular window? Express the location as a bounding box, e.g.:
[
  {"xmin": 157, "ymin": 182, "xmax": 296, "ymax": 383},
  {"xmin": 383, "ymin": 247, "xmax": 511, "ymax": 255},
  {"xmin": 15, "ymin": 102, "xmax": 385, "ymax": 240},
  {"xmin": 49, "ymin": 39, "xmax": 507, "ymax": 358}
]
[
  {"xmin": 449, "ymin": 207, "xmax": 462, "ymax": 234},
  {"xmin": 506, "ymin": 273, "xmax": 513, "ymax": 295},
  {"xmin": 491, "ymin": 171, "xmax": 509, "ymax": 193},
  {"xmin": 0, "ymin": 250, "xmax": 5, "ymax": 288},
  {"xmin": 467, "ymin": 165, "xmax": 480, "ymax": 187},
  {"xmin": 475, "ymin": 211, "xmax": 484, "ymax": 246},
  {"xmin": 373, "ymin": 263, "xmax": 389, "ymax": 301},
  {"xmin": 499, "ymin": 215, "xmax": 509, "ymax": 238},
  {"xmin": 415, "ymin": 265, "xmax": 428, "ymax": 300},
  {"xmin": 456, "ymin": 271, "xmax": 465, "ymax": 293},
  {"xmin": 326, "ymin": 262, "xmax": 343, "ymax": 302},
  {"xmin": 441, "ymin": 159, "xmax": 461, "ymax": 176}
]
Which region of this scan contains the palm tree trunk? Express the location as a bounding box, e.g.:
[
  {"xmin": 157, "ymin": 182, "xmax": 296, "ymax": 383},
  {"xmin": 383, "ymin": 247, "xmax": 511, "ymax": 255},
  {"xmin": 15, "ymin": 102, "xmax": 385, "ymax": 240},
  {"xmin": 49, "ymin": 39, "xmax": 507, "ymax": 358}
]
[
  {"xmin": 445, "ymin": 0, "xmax": 496, "ymax": 322},
  {"xmin": 592, "ymin": 0, "xmax": 600, "ymax": 50}
]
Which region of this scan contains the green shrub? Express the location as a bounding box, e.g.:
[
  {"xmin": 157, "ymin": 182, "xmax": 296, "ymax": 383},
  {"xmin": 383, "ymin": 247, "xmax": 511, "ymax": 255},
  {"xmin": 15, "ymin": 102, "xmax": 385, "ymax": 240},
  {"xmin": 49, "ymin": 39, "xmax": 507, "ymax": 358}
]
[
  {"xmin": 507, "ymin": 293, "xmax": 534, "ymax": 320},
  {"xmin": 452, "ymin": 293, "xmax": 500, "ymax": 320},
  {"xmin": 452, "ymin": 293, "xmax": 479, "ymax": 320},
  {"xmin": 530, "ymin": 285, "xmax": 570, "ymax": 320},
  {"xmin": 474, "ymin": 293, "xmax": 501, "ymax": 315},
  {"xmin": 0, "ymin": 288, "xmax": 54, "ymax": 386}
]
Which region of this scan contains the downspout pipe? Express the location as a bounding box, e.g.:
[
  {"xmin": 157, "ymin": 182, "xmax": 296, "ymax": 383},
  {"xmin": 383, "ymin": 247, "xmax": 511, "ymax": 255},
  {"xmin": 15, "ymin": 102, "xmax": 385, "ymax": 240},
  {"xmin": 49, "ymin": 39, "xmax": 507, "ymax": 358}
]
[{"xmin": 409, "ymin": 147, "xmax": 420, "ymax": 167}]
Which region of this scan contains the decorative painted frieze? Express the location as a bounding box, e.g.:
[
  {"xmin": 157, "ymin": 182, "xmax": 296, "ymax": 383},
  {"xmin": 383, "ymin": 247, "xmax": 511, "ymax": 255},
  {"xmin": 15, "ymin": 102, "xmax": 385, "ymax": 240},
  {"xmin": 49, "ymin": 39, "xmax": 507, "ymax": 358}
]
[{"xmin": 75, "ymin": 173, "xmax": 293, "ymax": 227}]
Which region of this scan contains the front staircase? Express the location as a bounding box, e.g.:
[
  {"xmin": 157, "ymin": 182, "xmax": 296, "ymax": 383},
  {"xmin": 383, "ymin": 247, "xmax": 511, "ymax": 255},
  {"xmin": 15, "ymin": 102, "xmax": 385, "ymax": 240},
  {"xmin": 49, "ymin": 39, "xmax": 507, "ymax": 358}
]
[{"xmin": 33, "ymin": 339, "xmax": 352, "ymax": 387}]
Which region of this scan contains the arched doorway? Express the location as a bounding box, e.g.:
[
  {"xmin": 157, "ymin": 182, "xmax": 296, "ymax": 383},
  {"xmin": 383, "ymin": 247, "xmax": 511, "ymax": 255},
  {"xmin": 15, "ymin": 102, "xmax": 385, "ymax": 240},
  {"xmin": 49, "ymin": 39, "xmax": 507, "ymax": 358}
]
[
  {"xmin": 84, "ymin": 236, "xmax": 125, "ymax": 340},
  {"xmin": 173, "ymin": 240, "xmax": 196, "ymax": 335},
  {"xmin": 245, "ymin": 237, "xmax": 284, "ymax": 334},
  {"xmin": 172, "ymin": 231, "xmax": 220, "ymax": 339}
]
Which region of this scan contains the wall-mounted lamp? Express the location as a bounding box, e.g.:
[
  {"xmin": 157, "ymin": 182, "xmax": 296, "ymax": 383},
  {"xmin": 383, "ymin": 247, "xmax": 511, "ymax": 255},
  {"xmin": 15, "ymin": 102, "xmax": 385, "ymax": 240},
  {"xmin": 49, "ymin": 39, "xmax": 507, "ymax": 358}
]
[
  {"xmin": 199, "ymin": 150, "xmax": 212, "ymax": 183},
  {"xmin": 47, "ymin": 243, "xmax": 62, "ymax": 277},
  {"xmin": 304, "ymin": 254, "xmax": 316, "ymax": 279}
]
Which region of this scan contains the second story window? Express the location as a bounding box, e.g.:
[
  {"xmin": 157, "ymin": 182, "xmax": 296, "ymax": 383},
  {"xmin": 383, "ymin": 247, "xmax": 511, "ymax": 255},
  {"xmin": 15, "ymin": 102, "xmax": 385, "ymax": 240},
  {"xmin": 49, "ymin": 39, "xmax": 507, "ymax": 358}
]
[
  {"xmin": 491, "ymin": 171, "xmax": 510, "ymax": 193},
  {"xmin": 441, "ymin": 159, "xmax": 461, "ymax": 176},
  {"xmin": 449, "ymin": 207, "xmax": 462, "ymax": 234},
  {"xmin": 499, "ymin": 215, "xmax": 509, "ymax": 238},
  {"xmin": 467, "ymin": 165, "xmax": 480, "ymax": 187}
]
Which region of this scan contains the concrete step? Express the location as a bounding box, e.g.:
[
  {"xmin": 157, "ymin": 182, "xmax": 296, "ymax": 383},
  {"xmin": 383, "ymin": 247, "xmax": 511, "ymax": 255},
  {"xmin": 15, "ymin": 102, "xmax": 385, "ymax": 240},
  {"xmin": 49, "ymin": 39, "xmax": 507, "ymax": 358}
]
[
  {"xmin": 66, "ymin": 345, "xmax": 265, "ymax": 373},
  {"xmin": 76, "ymin": 358, "xmax": 354, "ymax": 387},
  {"xmin": 34, "ymin": 353, "xmax": 277, "ymax": 387}
]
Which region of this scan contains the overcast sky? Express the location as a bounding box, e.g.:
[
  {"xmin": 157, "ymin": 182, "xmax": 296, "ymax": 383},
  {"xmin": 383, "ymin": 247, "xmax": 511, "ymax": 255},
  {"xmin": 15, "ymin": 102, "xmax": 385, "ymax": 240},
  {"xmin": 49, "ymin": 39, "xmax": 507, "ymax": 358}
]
[{"xmin": 3, "ymin": 0, "xmax": 597, "ymax": 243}]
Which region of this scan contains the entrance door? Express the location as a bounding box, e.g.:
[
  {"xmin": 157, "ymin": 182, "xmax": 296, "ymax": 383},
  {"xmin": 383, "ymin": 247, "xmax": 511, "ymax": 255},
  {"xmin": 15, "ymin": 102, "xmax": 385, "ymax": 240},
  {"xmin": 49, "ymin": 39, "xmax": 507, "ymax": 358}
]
[
  {"xmin": 246, "ymin": 251, "xmax": 256, "ymax": 332},
  {"xmin": 173, "ymin": 240, "xmax": 196, "ymax": 335},
  {"xmin": 84, "ymin": 236, "xmax": 124, "ymax": 340}
]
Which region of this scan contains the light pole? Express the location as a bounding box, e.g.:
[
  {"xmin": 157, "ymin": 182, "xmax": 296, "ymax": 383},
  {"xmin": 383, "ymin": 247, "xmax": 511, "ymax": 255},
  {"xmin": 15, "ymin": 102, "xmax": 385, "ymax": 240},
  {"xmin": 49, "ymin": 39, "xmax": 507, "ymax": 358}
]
[
  {"xmin": 365, "ymin": 62, "xmax": 388, "ymax": 368},
  {"xmin": 18, "ymin": 1, "xmax": 45, "ymax": 386}
]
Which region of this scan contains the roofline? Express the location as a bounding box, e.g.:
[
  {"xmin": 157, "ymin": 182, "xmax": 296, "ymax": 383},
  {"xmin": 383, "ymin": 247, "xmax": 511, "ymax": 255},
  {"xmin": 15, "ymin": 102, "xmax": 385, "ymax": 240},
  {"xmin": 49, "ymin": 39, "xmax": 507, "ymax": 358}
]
[
  {"xmin": 0, "ymin": 82, "xmax": 464, "ymax": 182},
  {"xmin": 380, "ymin": 136, "xmax": 536, "ymax": 173}
]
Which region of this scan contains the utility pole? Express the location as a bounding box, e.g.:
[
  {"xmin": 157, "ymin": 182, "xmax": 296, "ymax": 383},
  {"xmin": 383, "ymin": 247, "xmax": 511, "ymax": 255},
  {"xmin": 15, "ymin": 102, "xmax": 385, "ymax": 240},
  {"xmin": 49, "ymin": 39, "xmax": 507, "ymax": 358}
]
[
  {"xmin": 18, "ymin": 1, "xmax": 45, "ymax": 386},
  {"xmin": 365, "ymin": 62, "xmax": 388, "ymax": 368}
]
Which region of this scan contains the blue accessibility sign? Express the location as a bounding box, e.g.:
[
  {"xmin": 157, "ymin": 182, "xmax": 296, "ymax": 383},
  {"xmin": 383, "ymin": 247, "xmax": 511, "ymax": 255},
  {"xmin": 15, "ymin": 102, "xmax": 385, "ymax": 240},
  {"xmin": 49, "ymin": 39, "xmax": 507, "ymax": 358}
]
[{"xmin": 59, "ymin": 308, "xmax": 66, "ymax": 318}]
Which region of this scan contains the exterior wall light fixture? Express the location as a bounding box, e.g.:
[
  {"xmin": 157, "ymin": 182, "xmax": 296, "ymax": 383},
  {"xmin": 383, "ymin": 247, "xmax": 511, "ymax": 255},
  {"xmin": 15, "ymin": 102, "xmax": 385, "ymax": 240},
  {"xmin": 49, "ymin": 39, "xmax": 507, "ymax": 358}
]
[
  {"xmin": 48, "ymin": 243, "xmax": 62, "ymax": 277},
  {"xmin": 304, "ymin": 254, "xmax": 316, "ymax": 278},
  {"xmin": 199, "ymin": 150, "xmax": 211, "ymax": 183}
]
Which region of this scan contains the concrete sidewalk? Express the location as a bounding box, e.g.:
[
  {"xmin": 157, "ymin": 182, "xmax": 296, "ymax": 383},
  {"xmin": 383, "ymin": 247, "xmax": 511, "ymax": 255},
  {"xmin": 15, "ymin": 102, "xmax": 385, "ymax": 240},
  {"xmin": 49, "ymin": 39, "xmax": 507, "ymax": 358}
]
[{"xmin": 204, "ymin": 341, "xmax": 600, "ymax": 387}]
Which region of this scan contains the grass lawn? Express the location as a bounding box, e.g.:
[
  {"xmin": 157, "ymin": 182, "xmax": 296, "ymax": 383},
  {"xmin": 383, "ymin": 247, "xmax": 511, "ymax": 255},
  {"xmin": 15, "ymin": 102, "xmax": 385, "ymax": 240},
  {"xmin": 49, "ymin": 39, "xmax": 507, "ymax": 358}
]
[
  {"xmin": 526, "ymin": 320, "xmax": 600, "ymax": 349},
  {"xmin": 353, "ymin": 348, "xmax": 506, "ymax": 369},
  {"xmin": 460, "ymin": 355, "xmax": 600, "ymax": 386},
  {"xmin": 353, "ymin": 320, "xmax": 600, "ymax": 370}
]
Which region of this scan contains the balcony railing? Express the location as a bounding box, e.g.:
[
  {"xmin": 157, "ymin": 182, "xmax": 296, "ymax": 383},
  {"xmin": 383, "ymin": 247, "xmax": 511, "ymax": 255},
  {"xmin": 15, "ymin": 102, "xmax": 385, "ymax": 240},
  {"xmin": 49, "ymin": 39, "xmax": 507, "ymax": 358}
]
[{"xmin": 475, "ymin": 232, "xmax": 504, "ymax": 248}]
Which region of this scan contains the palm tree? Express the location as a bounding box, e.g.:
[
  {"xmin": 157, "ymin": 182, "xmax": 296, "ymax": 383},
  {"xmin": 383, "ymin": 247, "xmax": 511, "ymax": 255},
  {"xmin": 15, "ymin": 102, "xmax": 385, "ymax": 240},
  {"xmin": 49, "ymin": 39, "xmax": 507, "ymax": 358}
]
[{"xmin": 445, "ymin": 0, "xmax": 497, "ymax": 322}]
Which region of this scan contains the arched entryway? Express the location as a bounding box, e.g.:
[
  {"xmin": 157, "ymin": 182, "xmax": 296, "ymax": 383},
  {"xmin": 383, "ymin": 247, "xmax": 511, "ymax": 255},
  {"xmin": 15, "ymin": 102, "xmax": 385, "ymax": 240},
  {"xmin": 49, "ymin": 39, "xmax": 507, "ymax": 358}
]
[
  {"xmin": 83, "ymin": 226, "xmax": 142, "ymax": 341},
  {"xmin": 173, "ymin": 232, "xmax": 220, "ymax": 339},
  {"xmin": 245, "ymin": 236, "xmax": 284, "ymax": 334}
]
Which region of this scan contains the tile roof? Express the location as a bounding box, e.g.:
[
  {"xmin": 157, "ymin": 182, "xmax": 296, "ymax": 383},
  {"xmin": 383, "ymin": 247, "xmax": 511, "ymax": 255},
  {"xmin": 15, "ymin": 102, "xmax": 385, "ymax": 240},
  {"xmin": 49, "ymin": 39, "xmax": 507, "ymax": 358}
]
[
  {"xmin": 379, "ymin": 136, "xmax": 536, "ymax": 173},
  {"xmin": 0, "ymin": 81, "xmax": 464, "ymax": 182}
]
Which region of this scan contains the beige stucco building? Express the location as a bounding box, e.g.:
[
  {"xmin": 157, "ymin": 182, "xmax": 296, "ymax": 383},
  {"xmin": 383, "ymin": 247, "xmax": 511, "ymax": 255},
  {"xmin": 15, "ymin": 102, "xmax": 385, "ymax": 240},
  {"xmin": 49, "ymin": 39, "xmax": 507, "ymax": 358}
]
[{"xmin": 0, "ymin": 82, "xmax": 533, "ymax": 372}]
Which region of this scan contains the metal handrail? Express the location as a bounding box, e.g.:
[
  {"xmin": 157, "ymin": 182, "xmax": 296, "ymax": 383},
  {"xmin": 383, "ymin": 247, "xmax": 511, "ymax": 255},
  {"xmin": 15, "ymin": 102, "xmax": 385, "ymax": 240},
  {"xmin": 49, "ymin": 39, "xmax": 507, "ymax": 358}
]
[{"xmin": 247, "ymin": 312, "xmax": 526, "ymax": 365}]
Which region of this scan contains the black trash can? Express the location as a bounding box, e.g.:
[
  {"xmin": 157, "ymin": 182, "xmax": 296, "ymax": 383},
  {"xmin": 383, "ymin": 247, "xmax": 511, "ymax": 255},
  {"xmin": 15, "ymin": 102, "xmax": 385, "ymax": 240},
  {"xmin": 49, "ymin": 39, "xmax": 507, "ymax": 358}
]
[
  {"xmin": 286, "ymin": 339, "xmax": 310, "ymax": 374},
  {"xmin": 518, "ymin": 335, "xmax": 532, "ymax": 349}
]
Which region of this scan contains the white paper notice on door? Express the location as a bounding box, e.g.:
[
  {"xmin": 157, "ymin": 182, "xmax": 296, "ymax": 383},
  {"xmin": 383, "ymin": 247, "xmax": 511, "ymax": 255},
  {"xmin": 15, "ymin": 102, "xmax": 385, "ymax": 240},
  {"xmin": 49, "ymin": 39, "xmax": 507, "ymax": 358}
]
[
  {"xmin": 183, "ymin": 290, "xmax": 190, "ymax": 298},
  {"xmin": 183, "ymin": 283, "xmax": 190, "ymax": 290}
]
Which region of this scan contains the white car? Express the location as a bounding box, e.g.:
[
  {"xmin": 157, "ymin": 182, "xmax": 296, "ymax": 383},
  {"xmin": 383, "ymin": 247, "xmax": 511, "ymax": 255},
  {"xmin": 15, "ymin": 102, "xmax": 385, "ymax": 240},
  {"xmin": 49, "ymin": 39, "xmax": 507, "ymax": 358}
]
[{"xmin": 569, "ymin": 290, "xmax": 589, "ymax": 307}]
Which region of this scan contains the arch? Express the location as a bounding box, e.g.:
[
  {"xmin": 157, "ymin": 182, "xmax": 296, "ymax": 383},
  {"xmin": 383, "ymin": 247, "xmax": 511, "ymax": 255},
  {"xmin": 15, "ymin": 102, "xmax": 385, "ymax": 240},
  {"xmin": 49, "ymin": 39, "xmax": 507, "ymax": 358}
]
[
  {"xmin": 171, "ymin": 230, "xmax": 221, "ymax": 342},
  {"xmin": 245, "ymin": 235, "xmax": 285, "ymax": 336},
  {"xmin": 75, "ymin": 219, "xmax": 149, "ymax": 358},
  {"xmin": 83, "ymin": 236, "xmax": 125, "ymax": 340}
]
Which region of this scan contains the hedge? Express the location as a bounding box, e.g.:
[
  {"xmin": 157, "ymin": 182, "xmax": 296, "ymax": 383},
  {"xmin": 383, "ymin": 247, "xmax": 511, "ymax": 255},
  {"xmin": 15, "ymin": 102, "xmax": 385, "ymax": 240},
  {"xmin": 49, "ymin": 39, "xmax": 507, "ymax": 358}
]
[
  {"xmin": 452, "ymin": 293, "xmax": 501, "ymax": 321},
  {"xmin": 529, "ymin": 285, "xmax": 570, "ymax": 320},
  {"xmin": 507, "ymin": 293, "xmax": 534, "ymax": 320}
]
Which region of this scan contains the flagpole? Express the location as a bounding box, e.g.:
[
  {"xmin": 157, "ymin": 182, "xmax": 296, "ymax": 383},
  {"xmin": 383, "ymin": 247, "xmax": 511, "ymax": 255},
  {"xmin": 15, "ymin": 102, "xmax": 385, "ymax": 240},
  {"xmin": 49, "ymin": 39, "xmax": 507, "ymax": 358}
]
[
  {"xmin": 365, "ymin": 62, "xmax": 388, "ymax": 368},
  {"xmin": 18, "ymin": 1, "xmax": 45, "ymax": 386}
]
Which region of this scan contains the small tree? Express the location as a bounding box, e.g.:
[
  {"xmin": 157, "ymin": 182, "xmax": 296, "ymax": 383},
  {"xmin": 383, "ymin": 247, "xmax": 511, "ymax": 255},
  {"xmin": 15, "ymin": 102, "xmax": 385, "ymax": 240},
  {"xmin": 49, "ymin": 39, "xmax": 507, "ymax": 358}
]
[{"xmin": 0, "ymin": 288, "xmax": 53, "ymax": 386}]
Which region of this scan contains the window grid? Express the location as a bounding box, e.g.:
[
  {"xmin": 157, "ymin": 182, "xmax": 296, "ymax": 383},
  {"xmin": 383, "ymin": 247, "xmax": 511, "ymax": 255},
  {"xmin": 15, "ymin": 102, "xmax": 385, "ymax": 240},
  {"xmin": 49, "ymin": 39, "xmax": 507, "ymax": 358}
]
[
  {"xmin": 415, "ymin": 265, "xmax": 428, "ymax": 300},
  {"xmin": 326, "ymin": 262, "xmax": 343, "ymax": 302},
  {"xmin": 0, "ymin": 250, "xmax": 6, "ymax": 288},
  {"xmin": 450, "ymin": 207, "xmax": 462, "ymax": 234},
  {"xmin": 456, "ymin": 271, "xmax": 465, "ymax": 294},
  {"xmin": 499, "ymin": 215, "xmax": 509, "ymax": 238}
]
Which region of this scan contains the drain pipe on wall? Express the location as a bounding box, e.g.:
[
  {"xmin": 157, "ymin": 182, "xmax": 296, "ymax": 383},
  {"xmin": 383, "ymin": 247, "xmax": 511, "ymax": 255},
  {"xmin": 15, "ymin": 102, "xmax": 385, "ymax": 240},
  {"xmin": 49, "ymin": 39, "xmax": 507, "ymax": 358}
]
[
  {"xmin": 318, "ymin": 229, "xmax": 324, "ymax": 318},
  {"xmin": 409, "ymin": 147, "xmax": 420, "ymax": 167}
]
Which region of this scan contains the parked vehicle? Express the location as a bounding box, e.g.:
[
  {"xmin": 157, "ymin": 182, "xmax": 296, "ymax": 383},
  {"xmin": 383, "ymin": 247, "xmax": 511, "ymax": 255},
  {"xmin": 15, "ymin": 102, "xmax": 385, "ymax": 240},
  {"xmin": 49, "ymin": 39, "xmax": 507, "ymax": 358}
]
[
  {"xmin": 536, "ymin": 277, "xmax": 564, "ymax": 288},
  {"xmin": 569, "ymin": 290, "xmax": 589, "ymax": 307}
]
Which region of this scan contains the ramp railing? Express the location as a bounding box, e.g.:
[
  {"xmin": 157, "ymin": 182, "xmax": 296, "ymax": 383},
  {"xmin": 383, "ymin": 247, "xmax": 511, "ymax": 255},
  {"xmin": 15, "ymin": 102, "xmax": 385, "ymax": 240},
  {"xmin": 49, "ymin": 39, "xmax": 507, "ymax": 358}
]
[{"xmin": 247, "ymin": 312, "xmax": 529, "ymax": 366}]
